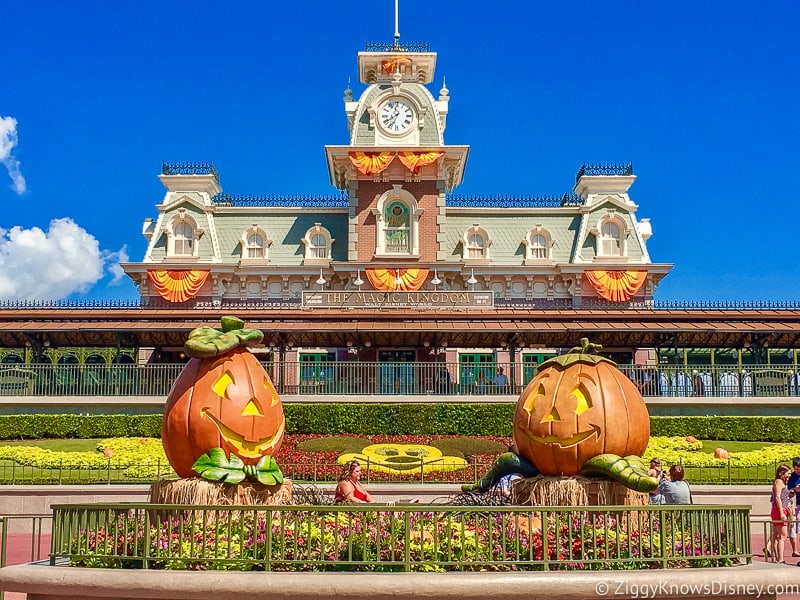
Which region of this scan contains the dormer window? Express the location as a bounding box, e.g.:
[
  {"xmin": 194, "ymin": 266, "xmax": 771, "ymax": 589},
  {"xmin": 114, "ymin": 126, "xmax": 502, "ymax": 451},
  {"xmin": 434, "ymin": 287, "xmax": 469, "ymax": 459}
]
[
  {"xmin": 601, "ymin": 221, "xmax": 621, "ymax": 256},
  {"xmin": 165, "ymin": 211, "xmax": 202, "ymax": 258},
  {"xmin": 590, "ymin": 212, "xmax": 629, "ymax": 259},
  {"xmin": 461, "ymin": 224, "xmax": 491, "ymax": 263},
  {"xmin": 174, "ymin": 222, "xmax": 194, "ymax": 256},
  {"xmin": 246, "ymin": 233, "xmax": 265, "ymax": 259},
  {"xmin": 302, "ymin": 223, "xmax": 334, "ymax": 265},
  {"xmin": 240, "ymin": 225, "xmax": 271, "ymax": 264},
  {"xmin": 523, "ymin": 226, "xmax": 553, "ymax": 264},
  {"xmin": 467, "ymin": 233, "xmax": 485, "ymax": 259}
]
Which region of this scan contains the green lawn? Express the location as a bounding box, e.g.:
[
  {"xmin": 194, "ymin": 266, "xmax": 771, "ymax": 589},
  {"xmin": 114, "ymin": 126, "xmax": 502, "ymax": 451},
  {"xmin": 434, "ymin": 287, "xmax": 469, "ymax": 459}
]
[
  {"xmin": 1, "ymin": 439, "xmax": 102, "ymax": 452},
  {"xmin": 697, "ymin": 440, "xmax": 774, "ymax": 454}
]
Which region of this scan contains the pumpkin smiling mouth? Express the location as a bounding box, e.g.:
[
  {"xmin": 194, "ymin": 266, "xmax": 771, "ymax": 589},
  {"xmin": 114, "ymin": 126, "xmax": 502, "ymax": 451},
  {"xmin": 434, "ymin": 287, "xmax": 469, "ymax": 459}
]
[
  {"xmin": 521, "ymin": 424, "xmax": 601, "ymax": 448},
  {"xmin": 201, "ymin": 409, "xmax": 284, "ymax": 458}
]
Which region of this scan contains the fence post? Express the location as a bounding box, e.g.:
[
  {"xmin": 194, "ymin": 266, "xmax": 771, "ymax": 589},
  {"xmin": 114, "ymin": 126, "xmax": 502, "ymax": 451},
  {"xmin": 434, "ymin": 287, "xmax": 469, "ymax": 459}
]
[
  {"xmin": 419, "ymin": 457, "xmax": 424, "ymax": 484},
  {"xmin": 727, "ymin": 458, "xmax": 731, "ymax": 485},
  {"xmin": 107, "ymin": 458, "xmax": 112, "ymax": 485},
  {"xmin": 366, "ymin": 457, "xmax": 371, "ymax": 485},
  {"xmin": 59, "ymin": 458, "xmax": 63, "ymax": 485},
  {"xmin": 313, "ymin": 457, "xmax": 317, "ymax": 484}
]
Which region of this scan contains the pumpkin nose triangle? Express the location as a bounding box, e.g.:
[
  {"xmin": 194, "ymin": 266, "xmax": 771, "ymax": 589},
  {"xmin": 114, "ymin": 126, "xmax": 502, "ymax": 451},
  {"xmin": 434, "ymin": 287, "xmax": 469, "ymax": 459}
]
[{"xmin": 241, "ymin": 399, "xmax": 263, "ymax": 417}]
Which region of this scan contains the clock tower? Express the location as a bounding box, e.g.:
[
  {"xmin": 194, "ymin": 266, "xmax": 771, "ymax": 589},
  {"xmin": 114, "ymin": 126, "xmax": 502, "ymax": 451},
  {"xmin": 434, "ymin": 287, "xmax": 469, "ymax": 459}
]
[{"xmin": 325, "ymin": 40, "xmax": 469, "ymax": 265}]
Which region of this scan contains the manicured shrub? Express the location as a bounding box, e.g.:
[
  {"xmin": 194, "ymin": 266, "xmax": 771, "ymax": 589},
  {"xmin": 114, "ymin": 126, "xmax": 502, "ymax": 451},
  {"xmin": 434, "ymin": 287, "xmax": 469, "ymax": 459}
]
[{"xmin": 1, "ymin": 410, "xmax": 800, "ymax": 442}]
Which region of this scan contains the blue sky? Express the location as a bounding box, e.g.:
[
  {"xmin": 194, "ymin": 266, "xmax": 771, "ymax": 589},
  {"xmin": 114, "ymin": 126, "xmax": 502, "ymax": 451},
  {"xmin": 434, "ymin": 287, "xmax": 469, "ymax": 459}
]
[{"xmin": 1, "ymin": 1, "xmax": 798, "ymax": 302}]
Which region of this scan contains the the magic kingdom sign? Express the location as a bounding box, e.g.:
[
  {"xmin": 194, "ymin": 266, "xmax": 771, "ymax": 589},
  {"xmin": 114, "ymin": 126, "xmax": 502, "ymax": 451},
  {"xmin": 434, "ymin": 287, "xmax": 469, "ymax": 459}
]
[{"xmin": 302, "ymin": 290, "xmax": 494, "ymax": 309}]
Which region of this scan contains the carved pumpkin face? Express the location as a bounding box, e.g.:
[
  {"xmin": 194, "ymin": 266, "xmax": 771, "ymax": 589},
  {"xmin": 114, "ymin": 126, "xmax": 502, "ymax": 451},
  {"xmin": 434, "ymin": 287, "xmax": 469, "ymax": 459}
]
[
  {"xmin": 162, "ymin": 347, "xmax": 285, "ymax": 478},
  {"xmin": 513, "ymin": 353, "xmax": 649, "ymax": 476}
]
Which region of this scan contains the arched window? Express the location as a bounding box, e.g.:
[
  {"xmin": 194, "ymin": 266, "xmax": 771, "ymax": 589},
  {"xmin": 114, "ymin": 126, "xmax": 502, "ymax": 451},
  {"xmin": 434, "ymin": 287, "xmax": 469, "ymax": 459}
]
[
  {"xmin": 601, "ymin": 221, "xmax": 622, "ymax": 256},
  {"xmin": 310, "ymin": 234, "xmax": 328, "ymax": 259},
  {"xmin": 173, "ymin": 221, "xmax": 194, "ymax": 256},
  {"xmin": 523, "ymin": 227, "xmax": 553, "ymax": 263},
  {"xmin": 372, "ymin": 187, "xmax": 422, "ymax": 257},
  {"xmin": 239, "ymin": 226, "xmax": 272, "ymax": 263},
  {"xmin": 461, "ymin": 224, "xmax": 491, "ymax": 263},
  {"xmin": 302, "ymin": 224, "xmax": 334, "ymax": 264},
  {"xmin": 530, "ymin": 234, "xmax": 547, "ymax": 258},
  {"xmin": 246, "ymin": 233, "xmax": 265, "ymax": 259},
  {"xmin": 467, "ymin": 233, "xmax": 485, "ymax": 259},
  {"xmin": 385, "ymin": 201, "xmax": 410, "ymax": 253},
  {"xmin": 591, "ymin": 213, "xmax": 629, "ymax": 258},
  {"xmin": 165, "ymin": 212, "xmax": 202, "ymax": 258}
]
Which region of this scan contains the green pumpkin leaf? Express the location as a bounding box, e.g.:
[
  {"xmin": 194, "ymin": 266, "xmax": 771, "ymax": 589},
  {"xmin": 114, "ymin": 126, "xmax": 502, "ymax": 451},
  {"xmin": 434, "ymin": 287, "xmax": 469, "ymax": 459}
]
[
  {"xmin": 192, "ymin": 448, "xmax": 247, "ymax": 484},
  {"xmin": 184, "ymin": 316, "xmax": 264, "ymax": 358},
  {"xmin": 250, "ymin": 455, "xmax": 284, "ymax": 486},
  {"xmin": 581, "ymin": 453, "xmax": 658, "ymax": 493}
]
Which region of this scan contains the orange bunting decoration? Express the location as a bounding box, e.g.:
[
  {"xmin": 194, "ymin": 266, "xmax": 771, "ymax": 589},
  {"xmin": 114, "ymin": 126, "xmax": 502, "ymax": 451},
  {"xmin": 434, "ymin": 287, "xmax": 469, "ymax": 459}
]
[
  {"xmin": 398, "ymin": 151, "xmax": 443, "ymax": 174},
  {"xmin": 348, "ymin": 151, "xmax": 395, "ymax": 175},
  {"xmin": 382, "ymin": 56, "xmax": 412, "ymax": 74},
  {"xmin": 585, "ymin": 270, "xmax": 647, "ymax": 302},
  {"xmin": 365, "ymin": 268, "xmax": 430, "ymax": 291},
  {"xmin": 148, "ymin": 270, "xmax": 210, "ymax": 303}
]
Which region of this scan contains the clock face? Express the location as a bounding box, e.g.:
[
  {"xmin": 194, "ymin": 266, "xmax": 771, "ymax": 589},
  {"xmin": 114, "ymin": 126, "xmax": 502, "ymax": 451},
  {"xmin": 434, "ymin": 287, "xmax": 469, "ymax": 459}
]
[{"xmin": 379, "ymin": 99, "xmax": 414, "ymax": 134}]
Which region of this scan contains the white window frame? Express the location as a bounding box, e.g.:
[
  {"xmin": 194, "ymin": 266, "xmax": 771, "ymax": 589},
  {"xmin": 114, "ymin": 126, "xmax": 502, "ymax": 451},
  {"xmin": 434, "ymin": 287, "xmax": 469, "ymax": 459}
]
[
  {"xmin": 165, "ymin": 211, "xmax": 202, "ymax": 259},
  {"xmin": 239, "ymin": 225, "xmax": 272, "ymax": 264},
  {"xmin": 590, "ymin": 212, "xmax": 630, "ymax": 259},
  {"xmin": 302, "ymin": 223, "xmax": 335, "ymax": 265},
  {"xmin": 461, "ymin": 224, "xmax": 491, "ymax": 264},
  {"xmin": 523, "ymin": 226, "xmax": 554, "ymax": 264},
  {"xmin": 370, "ymin": 185, "xmax": 422, "ymax": 258}
]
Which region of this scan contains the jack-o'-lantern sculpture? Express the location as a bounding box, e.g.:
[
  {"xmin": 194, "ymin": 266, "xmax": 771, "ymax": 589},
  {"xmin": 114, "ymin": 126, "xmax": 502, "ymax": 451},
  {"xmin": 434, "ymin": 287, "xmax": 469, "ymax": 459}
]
[
  {"xmin": 513, "ymin": 338, "xmax": 656, "ymax": 492},
  {"xmin": 162, "ymin": 316, "xmax": 284, "ymax": 485}
]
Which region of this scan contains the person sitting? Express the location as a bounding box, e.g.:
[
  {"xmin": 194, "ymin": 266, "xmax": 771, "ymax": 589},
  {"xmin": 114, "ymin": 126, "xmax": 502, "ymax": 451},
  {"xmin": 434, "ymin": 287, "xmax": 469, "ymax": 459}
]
[
  {"xmin": 648, "ymin": 458, "xmax": 666, "ymax": 504},
  {"xmin": 657, "ymin": 464, "xmax": 692, "ymax": 505},
  {"xmin": 334, "ymin": 460, "xmax": 376, "ymax": 504},
  {"xmin": 335, "ymin": 460, "xmax": 419, "ymax": 504}
]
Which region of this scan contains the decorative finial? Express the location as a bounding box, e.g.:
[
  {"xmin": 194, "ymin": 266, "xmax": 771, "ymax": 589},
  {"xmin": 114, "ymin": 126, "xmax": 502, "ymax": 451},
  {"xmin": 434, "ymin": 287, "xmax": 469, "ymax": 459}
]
[
  {"xmin": 439, "ymin": 77, "xmax": 449, "ymax": 99},
  {"xmin": 343, "ymin": 78, "xmax": 353, "ymax": 102},
  {"xmin": 394, "ymin": 0, "xmax": 400, "ymax": 48}
]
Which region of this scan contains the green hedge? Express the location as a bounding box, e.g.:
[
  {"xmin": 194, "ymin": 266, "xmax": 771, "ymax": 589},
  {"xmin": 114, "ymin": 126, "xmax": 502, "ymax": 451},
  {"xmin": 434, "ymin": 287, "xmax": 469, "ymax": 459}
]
[{"xmin": 0, "ymin": 408, "xmax": 799, "ymax": 442}]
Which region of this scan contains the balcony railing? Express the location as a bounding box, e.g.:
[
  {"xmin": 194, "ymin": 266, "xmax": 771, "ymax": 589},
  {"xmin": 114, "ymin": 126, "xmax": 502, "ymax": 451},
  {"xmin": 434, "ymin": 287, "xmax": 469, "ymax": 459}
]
[{"xmin": 0, "ymin": 362, "xmax": 798, "ymax": 398}]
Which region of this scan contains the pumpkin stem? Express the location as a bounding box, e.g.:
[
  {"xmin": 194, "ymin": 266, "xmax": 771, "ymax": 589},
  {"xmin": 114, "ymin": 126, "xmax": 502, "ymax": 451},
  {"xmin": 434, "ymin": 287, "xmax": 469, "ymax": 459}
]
[
  {"xmin": 184, "ymin": 316, "xmax": 264, "ymax": 358},
  {"xmin": 568, "ymin": 337, "xmax": 604, "ymax": 356}
]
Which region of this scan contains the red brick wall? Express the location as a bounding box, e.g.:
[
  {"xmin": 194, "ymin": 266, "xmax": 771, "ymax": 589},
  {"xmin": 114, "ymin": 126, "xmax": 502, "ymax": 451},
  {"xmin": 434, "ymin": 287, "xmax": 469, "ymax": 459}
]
[{"xmin": 354, "ymin": 178, "xmax": 440, "ymax": 263}]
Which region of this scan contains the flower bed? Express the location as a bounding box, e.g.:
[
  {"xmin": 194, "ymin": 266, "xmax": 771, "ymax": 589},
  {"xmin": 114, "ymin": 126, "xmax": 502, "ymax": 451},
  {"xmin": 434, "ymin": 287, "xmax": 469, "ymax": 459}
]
[{"xmin": 61, "ymin": 504, "xmax": 748, "ymax": 572}]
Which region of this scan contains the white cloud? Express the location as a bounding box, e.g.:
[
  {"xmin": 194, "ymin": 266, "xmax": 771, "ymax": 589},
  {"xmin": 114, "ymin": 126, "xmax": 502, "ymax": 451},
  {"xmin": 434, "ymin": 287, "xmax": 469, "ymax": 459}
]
[
  {"xmin": 0, "ymin": 116, "xmax": 26, "ymax": 195},
  {"xmin": 105, "ymin": 245, "xmax": 129, "ymax": 285},
  {"xmin": 0, "ymin": 218, "xmax": 106, "ymax": 301}
]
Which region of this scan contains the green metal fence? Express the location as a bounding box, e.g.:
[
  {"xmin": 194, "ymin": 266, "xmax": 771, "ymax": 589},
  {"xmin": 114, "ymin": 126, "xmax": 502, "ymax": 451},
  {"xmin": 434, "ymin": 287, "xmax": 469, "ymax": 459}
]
[
  {"xmin": 50, "ymin": 503, "xmax": 751, "ymax": 571},
  {"xmin": 1, "ymin": 362, "xmax": 798, "ymax": 398},
  {"xmin": 0, "ymin": 514, "xmax": 51, "ymax": 600},
  {"xmin": 0, "ymin": 458, "xmax": 783, "ymax": 486}
]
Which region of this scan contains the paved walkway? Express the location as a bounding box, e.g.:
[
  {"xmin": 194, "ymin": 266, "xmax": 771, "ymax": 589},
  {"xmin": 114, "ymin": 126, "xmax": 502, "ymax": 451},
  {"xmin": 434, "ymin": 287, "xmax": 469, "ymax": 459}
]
[{"xmin": 3, "ymin": 532, "xmax": 800, "ymax": 599}]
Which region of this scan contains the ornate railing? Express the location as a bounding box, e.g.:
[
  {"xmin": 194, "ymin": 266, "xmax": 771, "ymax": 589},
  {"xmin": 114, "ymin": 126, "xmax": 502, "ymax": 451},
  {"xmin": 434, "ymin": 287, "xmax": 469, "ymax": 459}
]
[
  {"xmin": 161, "ymin": 162, "xmax": 219, "ymax": 180},
  {"xmin": 211, "ymin": 193, "xmax": 349, "ymax": 207},
  {"xmin": 446, "ymin": 192, "xmax": 584, "ymax": 208},
  {"xmin": 51, "ymin": 503, "xmax": 750, "ymax": 571},
  {"xmin": 575, "ymin": 162, "xmax": 634, "ymax": 182},
  {"xmin": 364, "ymin": 41, "xmax": 430, "ymax": 52},
  {"xmin": 1, "ymin": 297, "xmax": 799, "ymax": 311},
  {"xmin": 1, "ymin": 362, "xmax": 798, "ymax": 399}
]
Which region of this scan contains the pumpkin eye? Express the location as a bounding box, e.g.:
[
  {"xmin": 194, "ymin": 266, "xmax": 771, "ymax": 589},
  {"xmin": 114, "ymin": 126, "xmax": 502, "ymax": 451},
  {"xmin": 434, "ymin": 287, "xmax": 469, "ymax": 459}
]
[
  {"xmin": 264, "ymin": 377, "xmax": 279, "ymax": 406},
  {"xmin": 572, "ymin": 385, "xmax": 592, "ymax": 415},
  {"xmin": 212, "ymin": 372, "xmax": 235, "ymax": 398}
]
